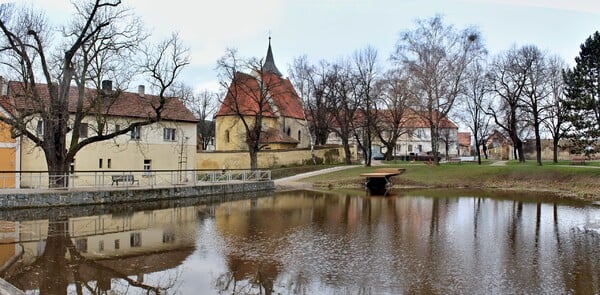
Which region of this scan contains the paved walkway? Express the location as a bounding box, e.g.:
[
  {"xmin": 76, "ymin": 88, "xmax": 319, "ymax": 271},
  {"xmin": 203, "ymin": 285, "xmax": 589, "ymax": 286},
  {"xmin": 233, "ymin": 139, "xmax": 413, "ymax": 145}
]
[
  {"xmin": 490, "ymin": 160, "xmax": 508, "ymax": 166},
  {"xmin": 274, "ymin": 165, "xmax": 359, "ymax": 191}
]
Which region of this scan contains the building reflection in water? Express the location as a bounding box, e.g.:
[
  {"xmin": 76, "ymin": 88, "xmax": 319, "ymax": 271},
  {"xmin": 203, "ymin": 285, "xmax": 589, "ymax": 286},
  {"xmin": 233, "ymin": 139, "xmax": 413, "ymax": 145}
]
[
  {"xmin": 0, "ymin": 190, "xmax": 598, "ymax": 294},
  {"xmin": 0, "ymin": 204, "xmax": 205, "ymax": 294}
]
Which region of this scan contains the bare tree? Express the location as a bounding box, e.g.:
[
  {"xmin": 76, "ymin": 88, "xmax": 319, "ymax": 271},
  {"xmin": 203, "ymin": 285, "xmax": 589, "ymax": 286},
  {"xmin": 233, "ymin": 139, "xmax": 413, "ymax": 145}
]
[
  {"xmin": 486, "ymin": 46, "xmax": 532, "ymax": 163},
  {"xmin": 289, "ymin": 56, "xmax": 335, "ymax": 146},
  {"xmin": 216, "ymin": 48, "xmax": 286, "ymax": 170},
  {"xmin": 351, "ymin": 46, "xmax": 380, "ymax": 167},
  {"xmin": 392, "ymin": 15, "xmax": 484, "ymax": 165},
  {"xmin": 329, "ymin": 60, "xmax": 360, "ymax": 165},
  {"xmin": 0, "ymin": 2, "xmax": 189, "ymax": 187},
  {"xmin": 374, "ymin": 67, "xmax": 411, "ymax": 161},
  {"xmin": 458, "ymin": 60, "xmax": 492, "ymax": 164},
  {"xmin": 175, "ymin": 85, "xmax": 217, "ymax": 150},
  {"xmin": 543, "ymin": 55, "xmax": 570, "ymax": 163},
  {"xmin": 521, "ymin": 45, "xmax": 550, "ymax": 166}
]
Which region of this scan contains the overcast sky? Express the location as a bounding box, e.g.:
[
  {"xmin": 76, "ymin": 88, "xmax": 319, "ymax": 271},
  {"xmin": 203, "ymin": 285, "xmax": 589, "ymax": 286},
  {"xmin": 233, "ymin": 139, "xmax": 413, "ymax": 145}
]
[{"xmin": 12, "ymin": 0, "xmax": 600, "ymax": 94}]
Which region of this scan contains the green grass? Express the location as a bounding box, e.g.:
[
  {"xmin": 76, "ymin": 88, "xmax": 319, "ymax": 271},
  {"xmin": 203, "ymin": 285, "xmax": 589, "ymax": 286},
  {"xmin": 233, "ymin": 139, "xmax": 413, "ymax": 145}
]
[{"xmin": 297, "ymin": 161, "xmax": 600, "ymax": 200}]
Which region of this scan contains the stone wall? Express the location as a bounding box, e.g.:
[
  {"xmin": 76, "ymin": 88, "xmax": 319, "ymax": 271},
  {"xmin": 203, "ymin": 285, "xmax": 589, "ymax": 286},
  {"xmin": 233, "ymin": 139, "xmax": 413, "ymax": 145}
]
[
  {"xmin": 0, "ymin": 181, "xmax": 274, "ymax": 209},
  {"xmin": 197, "ymin": 146, "xmax": 350, "ymax": 169}
]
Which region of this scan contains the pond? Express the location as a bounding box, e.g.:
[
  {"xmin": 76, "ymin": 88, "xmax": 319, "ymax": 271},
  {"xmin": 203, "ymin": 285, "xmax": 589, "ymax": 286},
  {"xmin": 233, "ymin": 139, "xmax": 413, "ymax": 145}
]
[{"xmin": 0, "ymin": 189, "xmax": 598, "ymax": 294}]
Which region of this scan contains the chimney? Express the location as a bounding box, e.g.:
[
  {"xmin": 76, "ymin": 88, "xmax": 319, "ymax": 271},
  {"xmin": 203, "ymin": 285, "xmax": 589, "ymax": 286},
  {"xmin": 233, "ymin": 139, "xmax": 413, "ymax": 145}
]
[
  {"xmin": 101, "ymin": 80, "xmax": 112, "ymax": 92},
  {"xmin": 138, "ymin": 85, "xmax": 145, "ymax": 97}
]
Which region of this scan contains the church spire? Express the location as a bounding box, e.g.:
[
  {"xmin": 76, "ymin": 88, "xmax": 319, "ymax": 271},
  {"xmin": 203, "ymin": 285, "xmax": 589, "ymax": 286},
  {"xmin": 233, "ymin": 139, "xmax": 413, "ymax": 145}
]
[{"xmin": 263, "ymin": 37, "xmax": 282, "ymax": 77}]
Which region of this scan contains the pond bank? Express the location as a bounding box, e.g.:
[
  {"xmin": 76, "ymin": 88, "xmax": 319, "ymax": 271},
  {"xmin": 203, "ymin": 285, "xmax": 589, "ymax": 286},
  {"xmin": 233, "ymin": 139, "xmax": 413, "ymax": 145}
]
[
  {"xmin": 0, "ymin": 181, "xmax": 274, "ymax": 209},
  {"xmin": 274, "ymin": 163, "xmax": 600, "ymax": 201}
]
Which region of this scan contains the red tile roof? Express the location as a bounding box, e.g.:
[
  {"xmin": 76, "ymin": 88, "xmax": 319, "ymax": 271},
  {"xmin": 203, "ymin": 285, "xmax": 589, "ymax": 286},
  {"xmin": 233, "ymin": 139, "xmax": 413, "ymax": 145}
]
[
  {"xmin": 259, "ymin": 127, "xmax": 299, "ymax": 145},
  {"xmin": 458, "ymin": 132, "xmax": 471, "ymax": 147},
  {"xmin": 400, "ymin": 109, "xmax": 458, "ymax": 129},
  {"xmin": 216, "ymin": 72, "xmax": 305, "ymax": 120},
  {"xmin": 3, "ymin": 81, "xmax": 197, "ymax": 122}
]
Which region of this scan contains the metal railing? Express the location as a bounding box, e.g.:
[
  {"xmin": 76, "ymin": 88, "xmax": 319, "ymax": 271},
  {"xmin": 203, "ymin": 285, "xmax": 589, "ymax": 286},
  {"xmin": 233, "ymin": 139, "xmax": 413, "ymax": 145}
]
[{"xmin": 0, "ymin": 169, "xmax": 271, "ymax": 190}]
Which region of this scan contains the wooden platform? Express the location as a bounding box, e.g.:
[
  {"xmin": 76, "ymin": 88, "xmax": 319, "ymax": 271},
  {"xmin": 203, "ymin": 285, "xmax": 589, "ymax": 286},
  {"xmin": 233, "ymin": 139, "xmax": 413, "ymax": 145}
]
[{"xmin": 360, "ymin": 168, "xmax": 406, "ymax": 195}]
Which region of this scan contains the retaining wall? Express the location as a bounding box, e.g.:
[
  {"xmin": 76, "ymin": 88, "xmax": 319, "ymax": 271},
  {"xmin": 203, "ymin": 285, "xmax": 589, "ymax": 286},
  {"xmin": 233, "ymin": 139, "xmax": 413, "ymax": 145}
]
[{"xmin": 0, "ymin": 181, "xmax": 274, "ymax": 209}]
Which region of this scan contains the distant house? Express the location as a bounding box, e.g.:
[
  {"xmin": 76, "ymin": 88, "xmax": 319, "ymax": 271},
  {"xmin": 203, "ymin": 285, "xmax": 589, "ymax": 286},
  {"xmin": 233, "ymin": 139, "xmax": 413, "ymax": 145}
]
[
  {"xmin": 327, "ymin": 109, "xmax": 459, "ymax": 159},
  {"xmin": 214, "ymin": 39, "xmax": 310, "ymax": 151},
  {"xmin": 0, "ymin": 79, "xmax": 197, "ymax": 188},
  {"xmin": 486, "ymin": 130, "xmax": 512, "ymax": 160},
  {"xmin": 457, "ymin": 132, "xmax": 472, "ymax": 156}
]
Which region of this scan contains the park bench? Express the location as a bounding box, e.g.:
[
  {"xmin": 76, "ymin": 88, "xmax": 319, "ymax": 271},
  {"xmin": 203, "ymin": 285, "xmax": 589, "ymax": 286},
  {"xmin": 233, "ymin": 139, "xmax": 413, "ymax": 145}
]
[
  {"xmin": 448, "ymin": 157, "xmax": 462, "ymax": 164},
  {"xmin": 570, "ymin": 157, "xmax": 586, "ymax": 165},
  {"xmin": 111, "ymin": 174, "xmax": 139, "ymax": 186}
]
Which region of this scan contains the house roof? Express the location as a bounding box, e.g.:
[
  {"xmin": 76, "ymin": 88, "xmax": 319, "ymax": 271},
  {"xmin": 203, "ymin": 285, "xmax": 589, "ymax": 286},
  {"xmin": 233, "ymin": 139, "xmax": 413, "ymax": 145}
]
[
  {"xmin": 400, "ymin": 110, "xmax": 458, "ymax": 129},
  {"xmin": 2, "ymin": 81, "xmax": 197, "ymax": 122},
  {"xmin": 333, "ymin": 108, "xmax": 458, "ymax": 129},
  {"xmin": 263, "ymin": 37, "xmax": 283, "ymax": 77},
  {"xmin": 215, "ymin": 71, "xmax": 305, "ymax": 120},
  {"xmin": 458, "ymin": 132, "xmax": 471, "ymax": 147},
  {"xmin": 259, "ymin": 127, "xmax": 299, "ymax": 145}
]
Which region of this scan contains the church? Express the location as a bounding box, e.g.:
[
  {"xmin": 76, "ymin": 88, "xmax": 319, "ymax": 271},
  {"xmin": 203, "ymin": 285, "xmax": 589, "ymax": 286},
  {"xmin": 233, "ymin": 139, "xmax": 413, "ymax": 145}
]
[{"xmin": 214, "ymin": 39, "xmax": 310, "ymax": 151}]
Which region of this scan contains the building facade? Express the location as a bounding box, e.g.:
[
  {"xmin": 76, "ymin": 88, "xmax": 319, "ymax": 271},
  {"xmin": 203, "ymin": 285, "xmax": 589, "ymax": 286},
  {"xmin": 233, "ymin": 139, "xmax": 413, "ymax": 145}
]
[
  {"xmin": 214, "ymin": 39, "xmax": 310, "ymax": 152},
  {"xmin": 0, "ymin": 80, "xmax": 197, "ymax": 188}
]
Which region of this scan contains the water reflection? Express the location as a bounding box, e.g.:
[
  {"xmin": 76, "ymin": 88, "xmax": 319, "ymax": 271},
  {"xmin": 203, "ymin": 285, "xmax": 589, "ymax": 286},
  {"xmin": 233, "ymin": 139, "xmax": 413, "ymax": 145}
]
[{"xmin": 0, "ymin": 190, "xmax": 598, "ymax": 294}]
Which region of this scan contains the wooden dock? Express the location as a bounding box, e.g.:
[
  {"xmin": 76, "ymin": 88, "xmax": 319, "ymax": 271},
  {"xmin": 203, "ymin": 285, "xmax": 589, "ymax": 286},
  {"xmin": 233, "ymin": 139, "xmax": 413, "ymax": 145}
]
[{"xmin": 360, "ymin": 168, "xmax": 406, "ymax": 195}]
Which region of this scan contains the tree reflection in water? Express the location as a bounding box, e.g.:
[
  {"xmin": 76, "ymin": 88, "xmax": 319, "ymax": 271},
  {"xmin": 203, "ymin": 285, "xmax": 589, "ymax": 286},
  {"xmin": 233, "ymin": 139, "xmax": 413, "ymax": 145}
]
[
  {"xmin": 1, "ymin": 219, "xmax": 182, "ymax": 294},
  {"xmin": 0, "ymin": 190, "xmax": 598, "ymax": 294}
]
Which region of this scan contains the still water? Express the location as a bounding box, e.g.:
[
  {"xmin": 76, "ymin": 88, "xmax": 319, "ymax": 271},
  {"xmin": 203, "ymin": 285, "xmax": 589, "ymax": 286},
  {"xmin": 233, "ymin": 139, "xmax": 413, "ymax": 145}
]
[{"xmin": 0, "ymin": 189, "xmax": 599, "ymax": 294}]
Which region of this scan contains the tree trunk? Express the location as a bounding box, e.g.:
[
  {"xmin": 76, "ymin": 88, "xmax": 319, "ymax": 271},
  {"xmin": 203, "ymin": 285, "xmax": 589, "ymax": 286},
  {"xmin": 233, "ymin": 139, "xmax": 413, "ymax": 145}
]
[
  {"xmin": 249, "ymin": 149, "xmax": 258, "ymax": 170},
  {"xmin": 552, "ymin": 137, "xmax": 559, "ymax": 163},
  {"xmin": 476, "ymin": 143, "xmax": 482, "ymax": 164},
  {"xmin": 44, "ymin": 146, "xmax": 70, "ymax": 188},
  {"xmin": 341, "ymin": 137, "xmax": 352, "ymax": 164},
  {"xmin": 534, "ymin": 123, "xmax": 543, "ymax": 166},
  {"xmin": 430, "ymin": 126, "xmax": 440, "ymax": 165},
  {"xmin": 515, "ymin": 139, "xmax": 525, "ymax": 163}
]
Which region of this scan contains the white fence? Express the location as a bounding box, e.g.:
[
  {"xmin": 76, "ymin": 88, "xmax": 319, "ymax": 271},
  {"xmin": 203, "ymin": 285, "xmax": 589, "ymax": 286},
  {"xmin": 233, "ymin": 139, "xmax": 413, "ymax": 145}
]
[{"xmin": 0, "ymin": 169, "xmax": 271, "ymax": 190}]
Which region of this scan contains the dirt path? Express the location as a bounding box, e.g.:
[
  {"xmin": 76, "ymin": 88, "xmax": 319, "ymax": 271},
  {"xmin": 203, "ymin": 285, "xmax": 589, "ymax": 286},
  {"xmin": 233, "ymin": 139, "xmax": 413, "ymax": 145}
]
[{"xmin": 274, "ymin": 165, "xmax": 359, "ymax": 191}]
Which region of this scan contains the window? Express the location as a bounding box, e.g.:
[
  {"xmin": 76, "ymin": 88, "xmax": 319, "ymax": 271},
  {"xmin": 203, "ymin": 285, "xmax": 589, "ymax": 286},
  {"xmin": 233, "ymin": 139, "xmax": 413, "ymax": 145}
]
[
  {"xmin": 99, "ymin": 240, "xmax": 104, "ymax": 252},
  {"xmin": 115, "ymin": 124, "xmax": 120, "ymax": 132},
  {"xmin": 225, "ymin": 130, "xmax": 230, "ymax": 143},
  {"xmin": 143, "ymin": 159, "xmax": 151, "ymax": 175},
  {"xmin": 79, "ymin": 123, "xmax": 88, "ymax": 138},
  {"xmin": 36, "ymin": 121, "xmax": 44, "ymax": 136},
  {"xmin": 114, "ymin": 239, "xmax": 120, "ymax": 250},
  {"xmin": 298, "ymin": 130, "xmax": 301, "ymax": 141},
  {"xmin": 408, "ymin": 145, "xmax": 413, "ymax": 152},
  {"xmin": 107, "ymin": 159, "xmax": 111, "ymax": 169},
  {"xmin": 163, "ymin": 231, "xmax": 175, "ymax": 244},
  {"xmin": 287, "ymin": 128, "xmax": 291, "ymax": 136},
  {"xmin": 98, "ymin": 158, "xmax": 103, "ymax": 169},
  {"xmin": 131, "ymin": 125, "xmax": 141, "ymax": 140},
  {"xmin": 70, "ymin": 160, "xmax": 75, "ymax": 175},
  {"xmin": 163, "ymin": 128, "xmax": 176, "ymax": 141},
  {"xmin": 130, "ymin": 232, "xmax": 142, "ymax": 247},
  {"xmin": 75, "ymin": 238, "xmax": 88, "ymax": 253}
]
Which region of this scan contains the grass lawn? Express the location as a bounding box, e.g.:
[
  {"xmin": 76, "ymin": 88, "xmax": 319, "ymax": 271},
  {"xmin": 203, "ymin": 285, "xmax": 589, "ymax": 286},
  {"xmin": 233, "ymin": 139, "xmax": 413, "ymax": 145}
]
[{"xmin": 291, "ymin": 160, "xmax": 600, "ymax": 201}]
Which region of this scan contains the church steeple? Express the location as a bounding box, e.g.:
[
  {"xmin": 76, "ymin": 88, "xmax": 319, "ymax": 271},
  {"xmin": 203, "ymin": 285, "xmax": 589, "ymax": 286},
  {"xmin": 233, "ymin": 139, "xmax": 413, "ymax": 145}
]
[{"xmin": 263, "ymin": 37, "xmax": 282, "ymax": 77}]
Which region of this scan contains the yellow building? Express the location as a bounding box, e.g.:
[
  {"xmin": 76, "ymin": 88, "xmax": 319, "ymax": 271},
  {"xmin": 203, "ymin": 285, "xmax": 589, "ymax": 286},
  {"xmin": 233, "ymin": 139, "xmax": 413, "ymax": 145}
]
[
  {"xmin": 0, "ymin": 98, "xmax": 19, "ymax": 188},
  {"xmin": 1, "ymin": 80, "xmax": 197, "ymax": 188},
  {"xmin": 214, "ymin": 39, "xmax": 310, "ymax": 151}
]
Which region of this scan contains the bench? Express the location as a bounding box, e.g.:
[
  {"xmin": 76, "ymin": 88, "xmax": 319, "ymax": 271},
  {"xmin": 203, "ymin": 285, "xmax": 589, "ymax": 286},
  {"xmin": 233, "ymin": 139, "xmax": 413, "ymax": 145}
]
[
  {"xmin": 570, "ymin": 157, "xmax": 586, "ymax": 165},
  {"xmin": 448, "ymin": 158, "xmax": 462, "ymax": 164},
  {"xmin": 111, "ymin": 174, "xmax": 139, "ymax": 186}
]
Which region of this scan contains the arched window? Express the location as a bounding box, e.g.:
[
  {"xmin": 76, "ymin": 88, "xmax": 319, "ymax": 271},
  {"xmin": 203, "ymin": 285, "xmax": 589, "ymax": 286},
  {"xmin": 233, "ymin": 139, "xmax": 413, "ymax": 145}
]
[{"xmin": 225, "ymin": 130, "xmax": 230, "ymax": 143}]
